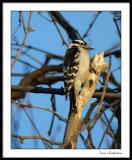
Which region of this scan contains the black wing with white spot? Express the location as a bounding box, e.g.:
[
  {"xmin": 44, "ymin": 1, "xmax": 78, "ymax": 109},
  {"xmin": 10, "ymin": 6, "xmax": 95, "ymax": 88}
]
[{"xmin": 64, "ymin": 46, "xmax": 80, "ymax": 97}]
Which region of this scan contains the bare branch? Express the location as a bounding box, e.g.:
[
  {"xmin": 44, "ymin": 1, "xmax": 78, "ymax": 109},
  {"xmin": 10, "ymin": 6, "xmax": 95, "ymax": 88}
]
[
  {"xmin": 87, "ymin": 127, "xmax": 95, "ymax": 149},
  {"xmin": 48, "ymin": 12, "xmax": 68, "ymax": 46},
  {"xmin": 11, "ymin": 55, "xmax": 38, "ymax": 69},
  {"xmin": 11, "ymin": 12, "xmax": 32, "ymax": 68},
  {"xmin": 113, "ymin": 16, "xmax": 121, "ymax": 38},
  {"xmin": 22, "ymin": 107, "xmax": 47, "ymax": 148},
  {"xmin": 104, "ymin": 43, "xmax": 121, "ymax": 58},
  {"xmin": 11, "ymin": 73, "xmax": 29, "ymax": 77},
  {"xmin": 12, "ymin": 43, "xmax": 64, "ymax": 61},
  {"xmin": 11, "ymin": 85, "xmax": 64, "ymax": 96},
  {"xmin": 49, "ymin": 11, "xmax": 81, "ymax": 40},
  {"xmin": 98, "ymin": 112, "xmax": 117, "ymax": 149},
  {"xmin": 11, "ymin": 85, "xmax": 121, "ymax": 99},
  {"xmin": 11, "ymin": 64, "xmax": 63, "ymax": 100},
  {"xmin": 104, "ymin": 50, "xmax": 121, "ymax": 58},
  {"xmin": 83, "ymin": 11, "xmax": 102, "ymax": 38},
  {"xmin": 12, "ymin": 47, "xmax": 43, "ymax": 65},
  {"xmin": 103, "ymin": 72, "xmax": 121, "ymax": 88},
  {"xmin": 12, "ymin": 134, "xmax": 62, "ymax": 145},
  {"xmin": 12, "ymin": 100, "xmax": 67, "ymax": 123}
]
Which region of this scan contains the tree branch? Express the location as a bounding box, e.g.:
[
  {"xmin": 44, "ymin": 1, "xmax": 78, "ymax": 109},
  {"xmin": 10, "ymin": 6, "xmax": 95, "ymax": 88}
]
[
  {"xmin": 48, "ymin": 11, "xmax": 81, "ymax": 40},
  {"xmin": 11, "ymin": 12, "xmax": 32, "ymax": 68},
  {"xmin": 12, "ymin": 134, "xmax": 62, "ymax": 145},
  {"xmin": 12, "ymin": 100, "xmax": 67, "ymax": 123},
  {"xmin": 11, "ymin": 64, "xmax": 63, "ymax": 100},
  {"xmin": 48, "ymin": 12, "xmax": 68, "ymax": 46},
  {"xmin": 11, "ymin": 85, "xmax": 121, "ymax": 99},
  {"xmin": 83, "ymin": 11, "xmax": 102, "ymax": 38},
  {"xmin": 12, "ymin": 43, "xmax": 64, "ymax": 61}
]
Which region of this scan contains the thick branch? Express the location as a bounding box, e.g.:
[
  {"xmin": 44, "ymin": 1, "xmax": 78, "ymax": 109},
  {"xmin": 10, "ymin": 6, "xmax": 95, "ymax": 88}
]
[
  {"xmin": 11, "ymin": 85, "xmax": 64, "ymax": 96},
  {"xmin": 61, "ymin": 113, "xmax": 82, "ymax": 149},
  {"xmin": 104, "ymin": 50, "xmax": 121, "ymax": 58},
  {"xmin": 48, "ymin": 11, "xmax": 81, "ymax": 40},
  {"xmin": 11, "ymin": 85, "xmax": 121, "ymax": 99},
  {"xmin": 11, "ymin": 64, "xmax": 63, "ymax": 100}
]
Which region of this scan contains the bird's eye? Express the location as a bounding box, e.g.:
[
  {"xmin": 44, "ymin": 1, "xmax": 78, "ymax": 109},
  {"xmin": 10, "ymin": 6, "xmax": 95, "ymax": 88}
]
[
  {"xmin": 72, "ymin": 40, "xmax": 77, "ymax": 43},
  {"xmin": 80, "ymin": 42, "xmax": 84, "ymax": 45}
]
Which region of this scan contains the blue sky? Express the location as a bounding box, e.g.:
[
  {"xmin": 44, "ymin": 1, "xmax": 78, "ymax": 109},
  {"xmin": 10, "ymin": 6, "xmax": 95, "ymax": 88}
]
[{"xmin": 11, "ymin": 11, "xmax": 121, "ymax": 149}]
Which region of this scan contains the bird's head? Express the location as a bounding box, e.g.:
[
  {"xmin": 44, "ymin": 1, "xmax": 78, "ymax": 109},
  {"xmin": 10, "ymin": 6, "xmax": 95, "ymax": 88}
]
[{"xmin": 68, "ymin": 39, "xmax": 94, "ymax": 51}]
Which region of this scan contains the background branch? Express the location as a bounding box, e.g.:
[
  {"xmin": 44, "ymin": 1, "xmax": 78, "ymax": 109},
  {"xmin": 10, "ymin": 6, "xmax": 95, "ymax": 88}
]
[
  {"xmin": 11, "ymin": 12, "xmax": 32, "ymax": 68},
  {"xmin": 83, "ymin": 11, "xmax": 102, "ymax": 38},
  {"xmin": 12, "ymin": 135, "xmax": 62, "ymax": 145},
  {"xmin": 48, "ymin": 11, "xmax": 81, "ymax": 40},
  {"xmin": 11, "ymin": 85, "xmax": 121, "ymax": 99}
]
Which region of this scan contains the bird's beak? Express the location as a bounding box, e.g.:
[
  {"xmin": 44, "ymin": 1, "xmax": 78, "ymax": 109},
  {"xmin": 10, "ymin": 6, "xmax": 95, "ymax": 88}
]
[
  {"xmin": 88, "ymin": 47, "xmax": 94, "ymax": 50},
  {"xmin": 83, "ymin": 44, "xmax": 94, "ymax": 50}
]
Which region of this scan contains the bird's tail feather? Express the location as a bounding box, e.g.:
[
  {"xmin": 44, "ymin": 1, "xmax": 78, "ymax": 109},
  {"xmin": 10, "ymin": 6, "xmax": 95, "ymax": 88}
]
[{"xmin": 69, "ymin": 87, "xmax": 77, "ymax": 114}]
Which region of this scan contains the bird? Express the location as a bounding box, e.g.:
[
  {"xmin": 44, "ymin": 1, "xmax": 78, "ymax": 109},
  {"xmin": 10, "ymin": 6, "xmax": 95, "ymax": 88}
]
[{"xmin": 63, "ymin": 39, "xmax": 93, "ymax": 113}]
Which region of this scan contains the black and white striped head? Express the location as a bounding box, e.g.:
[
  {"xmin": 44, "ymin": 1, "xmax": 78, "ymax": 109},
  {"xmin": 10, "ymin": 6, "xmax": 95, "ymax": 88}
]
[{"xmin": 68, "ymin": 40, "xmax": 93, "ymax": 51}]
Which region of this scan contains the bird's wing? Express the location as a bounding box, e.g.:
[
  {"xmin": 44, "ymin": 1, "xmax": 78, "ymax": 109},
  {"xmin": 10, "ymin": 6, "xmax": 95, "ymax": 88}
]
[{"xmin": 63, "ymin": 46, "xmax": 80, "ymax": 97}]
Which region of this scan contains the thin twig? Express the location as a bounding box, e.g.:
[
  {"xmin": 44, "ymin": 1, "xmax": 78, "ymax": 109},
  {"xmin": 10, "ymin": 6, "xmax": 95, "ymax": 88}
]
[
  {"xmin": 48, "ymin": 94, "xmax": 56, "ymax": 136},
  {"xmin": 22, "ymin": 107, "xmax": 47, "ymax": 148},
  {"xmin": 38, "ymin": 11, "xmax": 52, "ymax": 22},
  {"xmin": 12, "ymin": 134, "xmax": 62, "ymax": 145},
  {"xmin": 79, "ymin": 133, "xmax": 88, "ymax": 149},
  {"xmin": 83, "ymin": 11, "xmax": 102, "ymax": 38},
  {"xmin": 48, "ymin": 12, "xmax": 68, "ymax": 46},
  {"xmin": 12, "ymin": 43, "xmax": 64, "ymax": 61},
  {"xmin": 12, "ymin": 100, "xmax": 67, "ymax": 122},
  {"xmin": 11, "ymin": 12, "xmax": 32, "ymax": 68},
  {"xmin": 87, "ymin": 127, "xmax": 95, "ymax": 149},
  {"xmin": 11, "ymin": 73, "xmax": 29, "ymax": 77},
  {"xmin": 48, "ymin": 11, "xmax": 81, "ymax": 40},
  {"xmin": 104, "ymin": 50, "xmax": 121, "ymax": 58},
  {"xmin": 104, "ymin": 72, "xmax": 121, "ymax": 88},
  {"xmin": 101, "ymin": 112, "xmax": 117, "ymax": 148},
  {"xmin": 12, "ymin": 47, "xmax": 43, "ymax": 65},
  {"xmin": 11, "ymin": 55, "xmax": 38, "ymax": 69},
  {"xmin": 113, "ymin": 16, "xmax": 121, "ymax": 38},
  {"xmin": 97, "ymin": 72, "xmax": 111, "ymax": 112},
  {"xmin": 98, "ymin": 111, "xmax": 117, "ymax": 149},
  {"xmin": 83, "ymin": 100, "xmax": 99, "ymax": 126},
  {"xmin": 104, "ymin": 43, "xmax": 121, "ymax": 58},
  {"xmin": 20, "ymin": 11, "xmax": 26, "ymax": 33},
  {"xmin": 12, "ymin": 14, "xmax": 21, "ymax": 43},
  {"xmin": 111, "ymin": 66, "xmax": 121, "ymax": 73}
]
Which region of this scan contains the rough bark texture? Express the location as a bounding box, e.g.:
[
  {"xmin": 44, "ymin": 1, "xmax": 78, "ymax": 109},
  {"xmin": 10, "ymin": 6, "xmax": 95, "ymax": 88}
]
[{"xmin": 62, "ymin": 113, "xmax": 82, "ymax": 149}]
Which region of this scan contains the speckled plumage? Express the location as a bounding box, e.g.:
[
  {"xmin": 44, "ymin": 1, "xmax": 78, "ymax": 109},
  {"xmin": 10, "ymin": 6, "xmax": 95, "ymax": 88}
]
[{"xmin": 64, "ymin": 40, "xmax": 91, "ymax": 113}]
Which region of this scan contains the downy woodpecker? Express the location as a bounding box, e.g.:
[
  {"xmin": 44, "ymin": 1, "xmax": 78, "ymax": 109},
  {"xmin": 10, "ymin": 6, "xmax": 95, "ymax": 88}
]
[{"xmin": 64, "ymin": 40, "xmax": 93, "ymax": 113}]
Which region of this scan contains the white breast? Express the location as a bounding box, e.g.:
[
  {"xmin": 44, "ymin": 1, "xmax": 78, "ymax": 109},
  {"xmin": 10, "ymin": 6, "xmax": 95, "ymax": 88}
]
[{"xmin": 75, "ymin": 48, "xmax": 89, "ymax": 83}]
